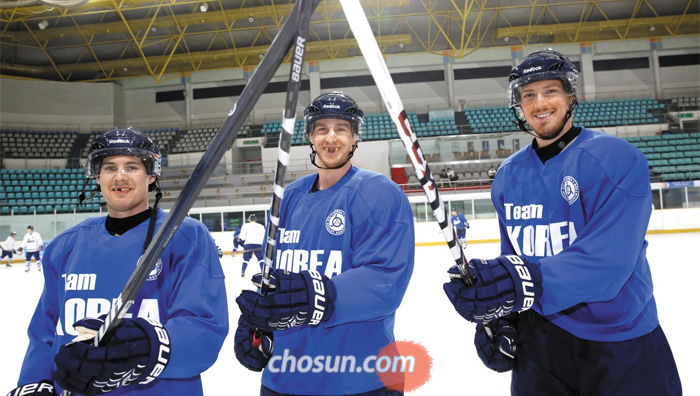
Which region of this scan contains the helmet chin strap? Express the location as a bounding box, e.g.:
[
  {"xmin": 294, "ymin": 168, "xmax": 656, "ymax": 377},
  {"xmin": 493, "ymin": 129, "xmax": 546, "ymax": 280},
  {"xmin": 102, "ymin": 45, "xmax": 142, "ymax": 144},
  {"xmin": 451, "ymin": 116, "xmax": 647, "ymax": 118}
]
[
  {"xmin": 309, "ymin": 143, "xmax": 359, "ymax": 170},
  {"xmin": 512, "ymin": 97, "xmax": 578, "ymax": 143}
]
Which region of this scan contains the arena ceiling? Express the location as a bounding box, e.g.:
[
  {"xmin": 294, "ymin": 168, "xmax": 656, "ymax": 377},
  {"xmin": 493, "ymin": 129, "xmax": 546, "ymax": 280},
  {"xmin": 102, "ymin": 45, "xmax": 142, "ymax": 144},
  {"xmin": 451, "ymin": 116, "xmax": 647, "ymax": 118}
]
[{"xmin": 0, "ymin": 0, "xmax": 697, "ymax": 83}]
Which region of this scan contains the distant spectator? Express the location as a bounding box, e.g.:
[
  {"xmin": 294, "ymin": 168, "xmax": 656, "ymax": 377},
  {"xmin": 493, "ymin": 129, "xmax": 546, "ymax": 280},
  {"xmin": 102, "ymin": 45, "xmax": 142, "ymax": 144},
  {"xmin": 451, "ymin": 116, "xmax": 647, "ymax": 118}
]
[
  {"xmin": 447, "ymin": 168, "xmax": 459, "ymax": 182},
  {"xmin": 488, "ymin": 165, "xmax": 497, "ymax": 180},
  {"xmin": 440, "ymin": 169, "xmax": 450, "ymax": 187}
]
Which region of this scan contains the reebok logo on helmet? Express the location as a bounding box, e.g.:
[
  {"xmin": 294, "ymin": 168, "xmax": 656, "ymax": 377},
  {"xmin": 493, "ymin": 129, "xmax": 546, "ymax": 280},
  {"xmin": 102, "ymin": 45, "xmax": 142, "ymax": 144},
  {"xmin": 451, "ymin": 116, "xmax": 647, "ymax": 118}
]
[
  {"xmin": 523, "ymin": 66, "xmax": 543, "ymax": 74},
  {"xmin": 108, "ymin": 138, "xmax": 133, "ymax": 144},
  {"xmin": 322, "ymin": 104, "xmax": 340, "ymax": 109}
]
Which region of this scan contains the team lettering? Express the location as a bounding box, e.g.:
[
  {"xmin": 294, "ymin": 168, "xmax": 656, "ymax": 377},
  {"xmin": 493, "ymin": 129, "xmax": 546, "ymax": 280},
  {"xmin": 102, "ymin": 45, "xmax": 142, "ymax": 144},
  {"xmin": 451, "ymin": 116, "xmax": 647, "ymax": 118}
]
[
  {"xmin": 276, "ymin": 249, "xmax": 343, "ymax": 277},
  {"xmin": 56, "ymin": 298, "xmax": 160, "ymax": 336},
  {"xmin": 279, "ymin": 228, "xmax": 301, "ymax": 244},
  {"xmin": 506, "ymin": 221, "xmax": 578, "ymax": 257},
  {"xmin": 504, "ymin": 203, "xmax": 543, "ymax": 220},
  {"xmin": 62, "ymin": 273, "xmax": 97, "ymax": 291}
]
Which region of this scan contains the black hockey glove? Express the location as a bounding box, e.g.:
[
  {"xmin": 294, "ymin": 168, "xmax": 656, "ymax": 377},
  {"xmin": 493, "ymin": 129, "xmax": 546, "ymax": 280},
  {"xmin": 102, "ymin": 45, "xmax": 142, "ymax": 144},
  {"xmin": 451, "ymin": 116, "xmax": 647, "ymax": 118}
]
[
  {"xmin": 53, "ymin": 315, "xmax": 170, "ymax": 396},
  {"xmin": 17, "ymin": 247, "xmax": 23, "ymax": 253},
  {"xmin": 7, "ymin": 381, "xmax": 57, "ymax": 396},
  {"xmin": 474, "ymin": 313, "xmax": 518, "ymax": 372},
  {"xmin": 236, "ymin": 269, "xmax": 337, "ymax": 332},
  {"xmin": 234, "ymin": 316, "xmax": 274, "ymax": 372},
  {"xmin": 444, "ymin": 255, "xmax": 542, "ymax": 322}
]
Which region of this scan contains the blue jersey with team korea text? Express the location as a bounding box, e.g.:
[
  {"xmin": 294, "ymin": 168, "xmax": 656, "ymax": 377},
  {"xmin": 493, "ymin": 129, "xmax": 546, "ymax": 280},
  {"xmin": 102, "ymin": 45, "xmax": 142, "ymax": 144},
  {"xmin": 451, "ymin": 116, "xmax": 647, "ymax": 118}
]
[
  {"xmin": 492, "ymin": 127, "xmax": 658, "ymax": 342},
  {"xmin": 18, "ymin": 209, "xmax": 229, "ymax": 395},
  {"xmin": 263, "ymin": 166, "xmax": 415, "ymax": 395}
]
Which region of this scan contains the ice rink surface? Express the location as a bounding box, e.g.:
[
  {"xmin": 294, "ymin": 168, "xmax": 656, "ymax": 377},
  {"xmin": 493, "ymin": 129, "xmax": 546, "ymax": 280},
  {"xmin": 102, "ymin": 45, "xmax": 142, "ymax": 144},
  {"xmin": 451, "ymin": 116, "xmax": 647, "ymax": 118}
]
[{"xmin": 1, "ymin": 232, "xmax": 697, "ymax": 395}]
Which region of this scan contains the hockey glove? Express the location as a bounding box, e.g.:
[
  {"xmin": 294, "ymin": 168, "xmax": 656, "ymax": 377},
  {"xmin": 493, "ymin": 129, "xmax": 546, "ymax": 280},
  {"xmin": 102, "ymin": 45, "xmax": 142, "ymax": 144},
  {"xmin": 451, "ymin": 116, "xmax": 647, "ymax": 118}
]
[
  {"xmin": 474, "ymin": 313, "xmax": 518, "ymax": 373},
  {"xmin": 236, "ymin": 269, "xmax": 337, "ymax": 332},
  {"xmin": 234, "ymin": 316, "xmax": 274, "ymax": 372},
  {"xmin": 7, "ymin": 381, "xmax": 57, "ymax": 396},
  {"xmin": 53, "ymin": 315, "xmax": 170, "ymax": 396},
  {"xmin": 444, "ymin": 255, "xmax": 542, "ymax": 322},
  {"xmin": 17, "ymin": 247, "xmax": 23, "ymax": 253}
]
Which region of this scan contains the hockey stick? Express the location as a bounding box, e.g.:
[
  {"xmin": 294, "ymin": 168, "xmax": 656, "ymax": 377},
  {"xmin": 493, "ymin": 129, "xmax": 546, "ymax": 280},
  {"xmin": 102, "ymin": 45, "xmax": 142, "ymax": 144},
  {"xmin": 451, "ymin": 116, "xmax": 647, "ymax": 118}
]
[
  {"xmin": 60, "ymin": 1, "xmax": 317, "ymax": 395},
  {"xmin": 252, "ymin": 0, "xmax": 317, "ymax": 348},
  {"xmin": 338, "ymin": 0, "xmax": 475, "ymax": 286}
]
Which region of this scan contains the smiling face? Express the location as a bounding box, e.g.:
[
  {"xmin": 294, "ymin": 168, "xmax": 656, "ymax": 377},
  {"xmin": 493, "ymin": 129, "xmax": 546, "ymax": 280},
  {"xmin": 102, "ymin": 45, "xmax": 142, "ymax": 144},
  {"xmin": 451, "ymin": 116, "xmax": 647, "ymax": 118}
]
[
  {"xmin": 309, "ymin": 118, "xmax": 356, "ymax": 170},
  {"xmin": 519, "ymin": 79, "xmax": 575, "ymax": 145},
  {"xmin": 97, "ymin": 155, "xmax": 155, "ymax": 218}
]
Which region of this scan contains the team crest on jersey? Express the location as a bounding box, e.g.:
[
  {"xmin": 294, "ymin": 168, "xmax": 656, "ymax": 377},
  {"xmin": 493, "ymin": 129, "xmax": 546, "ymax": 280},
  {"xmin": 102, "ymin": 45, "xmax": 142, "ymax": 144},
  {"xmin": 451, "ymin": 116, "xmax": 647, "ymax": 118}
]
[
  {"xmin": 325, "ymin": 209, "xmax": 346, "ymax": 236},
  {"xmin": 137, "ymin": 255, "xmax": 163, "ymax": 281},
  {"xmin": 561, "ymin": 176, "xmax": 580, "ymax": 205}
]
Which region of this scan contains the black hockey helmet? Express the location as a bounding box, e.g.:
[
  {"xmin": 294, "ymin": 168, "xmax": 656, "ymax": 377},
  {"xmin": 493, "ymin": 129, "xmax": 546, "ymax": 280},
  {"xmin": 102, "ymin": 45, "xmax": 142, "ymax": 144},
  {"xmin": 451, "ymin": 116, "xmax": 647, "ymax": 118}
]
[
  {"xmin": 508, "ymin": 49, "xmax": 578, "ymax": 109},
  {"xmin": 507, "ymin": 49, "xmax": 579, "ymax": 135},
  {"xmin": 303, "ymin": 91, "xmax": 364, "ymax": 142},
  {"xmin": 85, "ymin": 127, "xmax": 161, "ymax": 179},
  {"xmin": 10, "ymin": 231, "xmax": 16, "ymax": 236},
  {"xmin": 248, "ymin": 214, "xmax": 257, "ymax": 222},
  {"xmin": 27, "ymin": 225, "xmax": 34, "ymax": 230}
]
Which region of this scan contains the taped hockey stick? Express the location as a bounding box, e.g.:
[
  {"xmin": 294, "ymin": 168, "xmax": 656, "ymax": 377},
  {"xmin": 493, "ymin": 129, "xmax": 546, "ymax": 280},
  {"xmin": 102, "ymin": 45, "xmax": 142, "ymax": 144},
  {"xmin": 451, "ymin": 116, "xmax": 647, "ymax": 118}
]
[
  {"xmin": 338, "ymin": 0, "xmax": 475, "ymax": 286},
  {"xmin": 60, "ymin": 1, "xmax": 317, "ymax": 395},
  {"xmin": 252, "ymin": 0, "xmax": 317, "ymax": 348}
]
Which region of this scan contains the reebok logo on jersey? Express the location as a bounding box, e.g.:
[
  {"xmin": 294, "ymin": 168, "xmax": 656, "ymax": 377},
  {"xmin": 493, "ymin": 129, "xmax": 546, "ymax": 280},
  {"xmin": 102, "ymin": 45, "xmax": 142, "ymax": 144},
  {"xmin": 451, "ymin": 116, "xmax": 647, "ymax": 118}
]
[
  {"xmin": 523, "ymin": 66, "xmax": 543, "ymax": 74},
  {"xmin": 63, "ymin": 273, "xmax": 97, "ymax": 291},
  {"xmin": 279, "ymin": 228, "xmax": 301, "ymax": 244}
]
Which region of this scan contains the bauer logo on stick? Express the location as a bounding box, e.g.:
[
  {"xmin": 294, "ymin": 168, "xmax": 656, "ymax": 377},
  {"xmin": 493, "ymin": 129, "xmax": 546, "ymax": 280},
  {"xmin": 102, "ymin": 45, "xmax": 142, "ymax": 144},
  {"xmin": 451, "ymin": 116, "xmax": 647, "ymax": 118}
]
[{"xmin": 325, "ymin": 209, "xmax": 346, "ymax": 236}]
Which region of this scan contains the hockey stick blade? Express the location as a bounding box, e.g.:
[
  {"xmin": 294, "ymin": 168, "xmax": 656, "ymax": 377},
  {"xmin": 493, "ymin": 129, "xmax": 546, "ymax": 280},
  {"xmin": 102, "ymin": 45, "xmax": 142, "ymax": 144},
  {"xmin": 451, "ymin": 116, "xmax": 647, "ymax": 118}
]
[
  {"xmin": 339, "ymin": 0, "xmax": 475, "ymax": 286},
  {"xmin": 60, "ymin": 1, "xmax": 317, "ymax": 395}
]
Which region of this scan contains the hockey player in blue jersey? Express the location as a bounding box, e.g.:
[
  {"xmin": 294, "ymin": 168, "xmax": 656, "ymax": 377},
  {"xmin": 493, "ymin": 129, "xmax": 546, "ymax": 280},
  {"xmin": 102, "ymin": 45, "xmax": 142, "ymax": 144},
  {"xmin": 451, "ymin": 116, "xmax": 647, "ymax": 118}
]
[
  {"xmin": 10, "ymin": 127, "xmax": 228, "ymax": 396},
  {"xmin": 234, "ymin": 92, "xmax": 414, "ymax": 395},
  {"xmin": 443, "ymin": 49, "xmax": 681, "ymax": 395},
  {"xmin": 450, "ymin": 208, "xmax": 469, "ymax": 250}
]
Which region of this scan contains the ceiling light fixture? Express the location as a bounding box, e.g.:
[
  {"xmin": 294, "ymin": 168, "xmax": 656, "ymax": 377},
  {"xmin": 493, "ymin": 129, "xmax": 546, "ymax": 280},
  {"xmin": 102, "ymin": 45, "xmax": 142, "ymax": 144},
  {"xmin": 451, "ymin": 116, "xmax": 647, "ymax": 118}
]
[
  {"xmin": 200, "ymin": 2, "xmax": 208, "ymax": 12},
  {"xmin": 650, "ymin": 26, "xmax": 656, "ymax": 31},
  {"xmin": 38, "ymin": 20, "xmax": 49, "ymax": 30},
  {"xmin": 249, "ymin": 17, "xmax": 255, "ymax": 23},
  {"xmin": 504, "ymin": 36, "xmax": 509, "ymax": 42}
]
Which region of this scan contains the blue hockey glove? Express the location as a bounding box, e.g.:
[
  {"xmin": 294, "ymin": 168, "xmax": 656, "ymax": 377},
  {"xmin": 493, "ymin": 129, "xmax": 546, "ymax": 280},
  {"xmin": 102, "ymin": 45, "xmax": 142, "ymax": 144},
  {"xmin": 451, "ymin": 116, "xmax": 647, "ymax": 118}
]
[
  {"xmin": 236, "ymin": 269, "xmax": 337, "ymax": 332},
  {"xmin": 443, "ymin": 255, "xmax": 542, "ymax": 322},
  {"xmin": 474, "ymin": 313, "xmax": 518, "ymax": 372},
  {"xmin": 7, "ymin": 381, "xmax": 56, "ymax": 396},
  {"xmin": 234, "ymin": 316, "xmax": 274, "ymax": 372},
  {"xmin": 53, "ymin": 315, "xmax": 171, "ymax": 396}
]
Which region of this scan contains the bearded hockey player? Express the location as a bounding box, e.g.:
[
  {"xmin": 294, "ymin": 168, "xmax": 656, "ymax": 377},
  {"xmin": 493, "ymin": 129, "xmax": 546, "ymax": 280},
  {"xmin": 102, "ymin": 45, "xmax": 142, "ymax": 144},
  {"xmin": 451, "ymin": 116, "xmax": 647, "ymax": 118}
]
[{"xmin": 12, "ymin": 127, "xmax": 228, "ymax": 396}]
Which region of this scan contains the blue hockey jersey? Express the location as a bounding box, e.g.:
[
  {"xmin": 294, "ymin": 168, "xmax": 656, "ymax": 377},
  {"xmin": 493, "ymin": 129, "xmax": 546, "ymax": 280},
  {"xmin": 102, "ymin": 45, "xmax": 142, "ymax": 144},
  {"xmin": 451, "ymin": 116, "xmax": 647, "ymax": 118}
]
[
  {"xmin": 451, "ymin": 213, "xmax": 468, "ymax": 230},
  {"xmin": 263, "ymin": 166, "xmax": 415, "ymax": 395},
  {"xmin": 18, "ymin": 209, "xmax": 229, "ymax": 395},
  {"xmin": 491, "ymin": 127, "xmax": 658, "ymax": 342}
]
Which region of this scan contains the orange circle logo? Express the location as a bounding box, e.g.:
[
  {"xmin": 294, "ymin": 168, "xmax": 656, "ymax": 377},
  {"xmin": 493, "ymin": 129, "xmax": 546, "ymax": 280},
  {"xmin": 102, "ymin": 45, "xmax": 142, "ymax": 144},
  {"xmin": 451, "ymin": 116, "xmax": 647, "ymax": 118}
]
[{"xmin": 375, "ymin": 340, "xmax": 433, "ymax": 392}]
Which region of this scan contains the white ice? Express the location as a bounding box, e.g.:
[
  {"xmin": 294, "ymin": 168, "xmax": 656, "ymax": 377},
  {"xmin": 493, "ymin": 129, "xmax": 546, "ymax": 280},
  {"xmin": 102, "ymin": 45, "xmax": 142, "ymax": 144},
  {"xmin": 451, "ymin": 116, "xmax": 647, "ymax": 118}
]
[{"xmin": 1, "ymin": 233, "xmax": 697, "ymax": 395}]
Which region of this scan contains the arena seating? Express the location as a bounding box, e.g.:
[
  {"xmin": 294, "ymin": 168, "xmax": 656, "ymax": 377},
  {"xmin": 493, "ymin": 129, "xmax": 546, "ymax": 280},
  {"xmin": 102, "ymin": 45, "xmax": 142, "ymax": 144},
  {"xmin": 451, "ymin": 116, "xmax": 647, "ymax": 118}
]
[
  {"xmin": 260, "ymin": 111, "xmax": 459, "ymax": 145},
  {"xmin": 171, "ymin": 125, "xmax": 251, "ymax": 153},
  {"xmin": 0, "ymin": 130, "xmax": 77, "ymax": 159},
  {"xmin": 466, "ymin": 98, "xmax": 666, "ymax": 134},
  {"xmin": 625, "ymin": 132, "xmax": 700, "ymax": 181},
  {"xmin": 0, "ymin": 168, "xmax": 103, "ymax": 214}
]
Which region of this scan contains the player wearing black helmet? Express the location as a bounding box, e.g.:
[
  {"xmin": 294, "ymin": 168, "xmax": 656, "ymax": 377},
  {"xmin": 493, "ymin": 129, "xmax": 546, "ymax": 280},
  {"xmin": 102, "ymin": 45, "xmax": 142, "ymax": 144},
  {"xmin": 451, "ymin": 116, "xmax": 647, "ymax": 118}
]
[
  {"xmin": 233, "ymin": 92, "xmax": 414, "ymax": 395},
  {"xmin": 443, "ymin": 49, "xmax": 681, "ymax": 395},
  {"xmin": 13, "ymin": 127, "xmax": 228, "ymax": 396}
]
